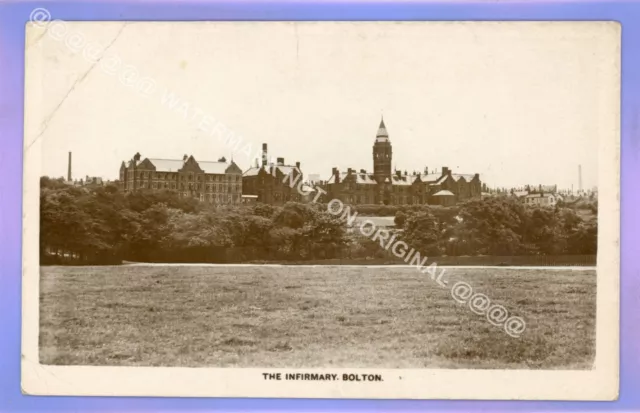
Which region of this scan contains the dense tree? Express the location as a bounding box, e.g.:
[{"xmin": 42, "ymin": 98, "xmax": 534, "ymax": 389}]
[
  {"xmin": 39, "ymin": 177, "xmax": 598, "ymax": 265},
  {"xmin": 401, "ymin": 210, "xmax": 442, "ymax": 255},
  {"xmin": 394, "ymin": 211, "xmax": 406, "ymax": 227}
]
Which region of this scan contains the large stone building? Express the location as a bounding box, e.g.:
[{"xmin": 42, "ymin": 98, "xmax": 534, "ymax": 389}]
[
  {"xmin": 119, "ymin": 152, "xmax": 243, "ymax": 205},
  {"xmin": 242, "ymin": 143, "xmax": 304, "ymax": 205},
  {"xmin": 322, "ymin": 119, "xmax": 482, "ymax": 206}
]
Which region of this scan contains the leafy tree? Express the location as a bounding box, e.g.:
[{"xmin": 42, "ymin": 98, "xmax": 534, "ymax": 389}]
[
  {"xmin": 402, "ymin": 210, "xmax": 441, "ymax": 255},
  {"xmin": 394, "ymin": 211, "xmax": 407, "ymax": 228}
]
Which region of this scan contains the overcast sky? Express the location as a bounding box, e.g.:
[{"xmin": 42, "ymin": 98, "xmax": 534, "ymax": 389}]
[{"xmin": 30, "ymin": 21, "xmax": 617, "ymax": 190}]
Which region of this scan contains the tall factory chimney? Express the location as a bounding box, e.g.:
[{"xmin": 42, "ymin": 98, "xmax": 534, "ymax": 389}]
[
  {"xmin": 67, "ymin": 151, "xmax": 72, "ymax": 182},
  {"xmin": 578, "ymin": 164, "xmax": 583, "ymax": 192},
  {"xmin": 261, "ymin": 143, "xmax": 268, "ymax": 167}
]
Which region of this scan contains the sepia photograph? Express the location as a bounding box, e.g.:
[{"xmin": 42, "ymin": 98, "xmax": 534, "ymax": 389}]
[{"xmin": 22, "ymin": 20, "xmax": 620, "ymax": 399}]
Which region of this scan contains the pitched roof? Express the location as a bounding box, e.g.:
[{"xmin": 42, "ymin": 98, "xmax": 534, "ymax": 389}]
[
  {"xmin": 391, "ymin": 175, "xmax": 412, "ymax": 186},
  {"xmin": 326, "ymin": 171, "xmax": 374, "ymax": 184},
  {"xmin": 452, "ymin": 174, "xmax": 476, "ymax": 182},
  {"xmin": 147, "ymin": 158, "xmax": 236, "ymax": 174},
  {"xmin": 148, "ymin": 159, "xmax": 185, "ymax": 172},
  {"xmin": 356, "ymin": 173, "xmax": 377, "ymax": 184},
  {"xmin": 526, "ymin": 193, "xmax": 557, "ymax": 198},
  {"xmin": 198, "ymin": 161, "xmax": 232, "ymax": 175},
  {"xmin": 433, "ymin": 190, "xmax": 455, "ymax": 196},
  {"xmin": 243, "ymin": 165, "xmax": 301, "ymax": 178},
  {"xmin": 413, "ymin": 173, "xmax": 445, "ymax": 184},
  {"xmin": 243, "ymin": 167, "xmax": 262, "ymax": 177},
  {"xmin": 277, "ymin": 165, "xmax": 300, "ymax": 176}
]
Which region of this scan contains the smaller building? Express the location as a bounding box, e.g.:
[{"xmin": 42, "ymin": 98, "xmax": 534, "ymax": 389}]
[
  {"xmin": 432, "ymin": 189, "xmax": 456, "ymax": 206},
  {"xmin": 524, "ymin": 193, "xmax": 563, "ymax": 207},
  {"xmin": 66, "ymin": 175, "xmax": 105, "ymax": 188},
  {"xmin": 511, "ymin": 190, "xmax": 529, "ymax": 200},
  {"xmin": 242, "ymin": 143, "xmax": 304, "ymax": 205},
  {"xmin": 241, "ymin": 195, "xmax": 258, "ymax": 205}
]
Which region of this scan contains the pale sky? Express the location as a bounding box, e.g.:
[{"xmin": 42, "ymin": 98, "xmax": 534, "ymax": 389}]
[{"xmin": 29, "ymin": 21, "xmax": 618, "ymax": 190}]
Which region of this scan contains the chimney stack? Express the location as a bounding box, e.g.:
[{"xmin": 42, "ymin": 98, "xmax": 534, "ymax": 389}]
[
  {"xmin": 262, "ymin": 143, "xmax": 268, "ymax": 167},
  {"xmin": 578, "ymin": 164, "xmax": 583, "ymax": 192},
  {"xmin": 396, "ymin": 170, "xmax": 401, "ymax": 178},
  {"xmin": 277, "ymin": 157, "xmax": 284, "ymax": 166},
  {"xmin": 442, "ymin": 166, "xmax": 450, "ymax": 176},
  {"xmin": 67, "ymin": 152, "xmax": 72, "ymax": 182},
  {"xmin": 295, "ymin": 161, "xmax": 300, "ymax": 169},
  {"xmin": 424, "ymin": 166, "xmax": 429, "ymax": 175}
]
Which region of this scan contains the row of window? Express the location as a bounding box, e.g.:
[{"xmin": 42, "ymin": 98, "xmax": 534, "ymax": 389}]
[
  {"xmin": 134, "ymin": 182, "xmax": 242, "ymax": 192},
  {"xmin": 525, "ymin": 197, "xmax": 555, "ymax": 205},
  {"xmin": 337, "ymin": 183, "xmax": 480, "ymax": 195},
  {"xmin": 199, "ymin": 193, "xmax": 241, "ymax": 203},
  {"xmin": 123, "ymin": 171, "xmax": 241, "ymax": 182},
  {"xmin": 270, "ymin": 193, "xmax": 300, "ymax": 201},
  {"xmin": 341, "ymin": 195, "xmax": 433, "ymax": 204}
]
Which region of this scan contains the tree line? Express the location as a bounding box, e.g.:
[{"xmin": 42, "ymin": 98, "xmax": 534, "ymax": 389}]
[
  {"xmin": 40, "ymin": 177, "xmax": 597, "ymax": 265},
  {"xmin": 393, "ymin": 197, "xmax": 597, "ymax": 257}
]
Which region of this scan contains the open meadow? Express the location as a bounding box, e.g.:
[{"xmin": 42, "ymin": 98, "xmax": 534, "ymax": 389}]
[{"xmin": 39, "ymin": 265, "xmax": 596, "ymax": 369}]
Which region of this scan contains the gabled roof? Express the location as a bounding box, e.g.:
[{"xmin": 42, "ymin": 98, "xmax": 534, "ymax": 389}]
[
  {"xmin": 326, "ymin": 171, "xmax": 377, "ymax": 185},
  {"xmin": 243, "ymin": 164, "xmax": 301, "ymax": 178},
  {"xmin": 148, "ymin": 159, "xmax": 184, "ymax": 172},
  {"xmin": 433, "ymin": 190, "xmax": 455, "ymax": 196},
  {"xmin": 413, "ymin": 173, "xmax": 446, "ymax": 184},
  {"xmin": 452, "ymin": 174, "xmax": 476, "ymax": 182},
  {"xmin": 243, "ymin": 166, "xmax": 262, "ymax": 177},
  {"xmin": 277, "ymin": 165, "xmax": 299, "ymax": 176},
  {"xmin": 391, "ymin": 175, "xmax": 412, "ymax": 186},
  {"xmin": 356, "ymin": 173, "xmax": 377, "ymax": 184},
  {"xmin": 145, "ymin": 157, "xmax": 238, "ymax": 174},
  {"xmin": 199, "ymin": 161, "xmax": 232, "ymax": 175},
  {"xmin": 526, "ymin": 193, "xmax": 557, "ymax": 198}
]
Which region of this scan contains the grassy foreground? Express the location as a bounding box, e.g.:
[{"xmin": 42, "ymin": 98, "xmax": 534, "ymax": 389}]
[{"xmin": 40, "ymin": 265, "xmax": 596, "ymax": 369}]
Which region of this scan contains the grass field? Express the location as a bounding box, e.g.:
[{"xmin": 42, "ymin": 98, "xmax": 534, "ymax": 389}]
[{"xmin": 40, "ymin": 265, "xmax": 596, "ymax": 369}]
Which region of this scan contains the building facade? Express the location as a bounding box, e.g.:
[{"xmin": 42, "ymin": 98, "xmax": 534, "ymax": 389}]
[
  {"xmin": 242, "ymin": 144, "xmax": 304, "ymax": 205},
  {"xmin": 321, "ymin": 119, "xmax": 481, "ymax": 206},
  {"xmin": 524, "ymin": 193, "xmax": 563, "ymax": 207},
  {"xmin": 119, "ymin": 153, "xmax": 243, "ymax": 205}
]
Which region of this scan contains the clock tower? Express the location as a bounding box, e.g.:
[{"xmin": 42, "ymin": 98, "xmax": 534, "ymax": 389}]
[{"xmin": 373, "ymin": 118, "xmax": 392, "ymax": 184}]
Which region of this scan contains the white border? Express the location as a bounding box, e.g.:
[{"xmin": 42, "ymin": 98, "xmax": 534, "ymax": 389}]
[{"xmin": 21, "ymin": 21, "xmax": 620, "ymax": 400}]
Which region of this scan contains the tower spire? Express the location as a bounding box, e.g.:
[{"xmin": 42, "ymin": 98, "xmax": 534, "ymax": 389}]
[
  {"xmin": 373, "ymin": 117, "xmax": 392, "ymax": 185},
  {"xmin": 376, "ymin": 116, "xmax": 389, "ymax": 139}
]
